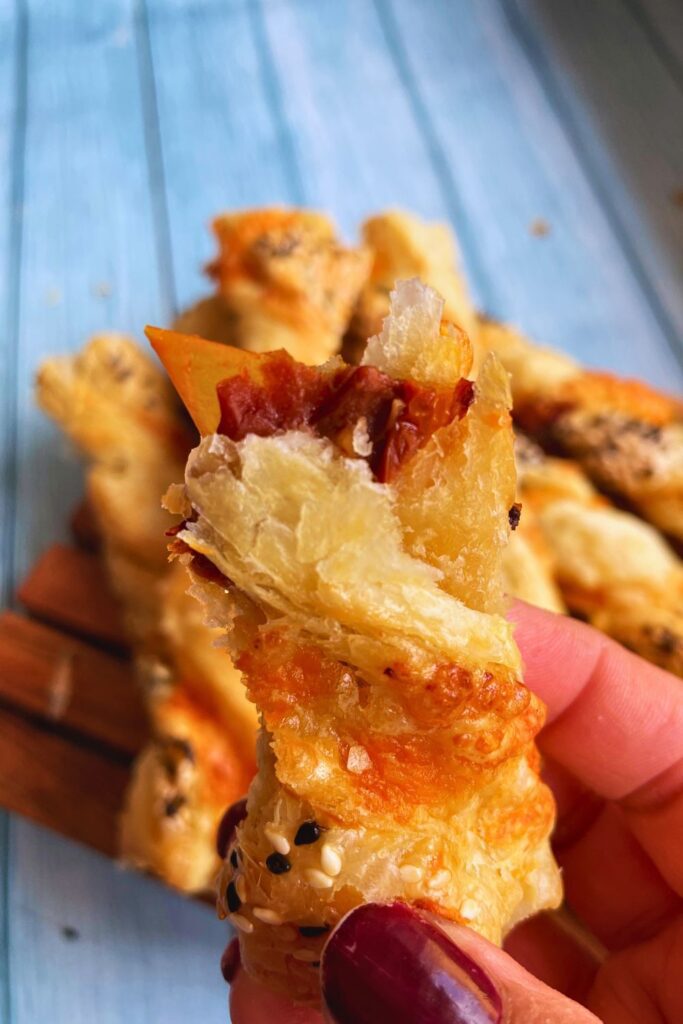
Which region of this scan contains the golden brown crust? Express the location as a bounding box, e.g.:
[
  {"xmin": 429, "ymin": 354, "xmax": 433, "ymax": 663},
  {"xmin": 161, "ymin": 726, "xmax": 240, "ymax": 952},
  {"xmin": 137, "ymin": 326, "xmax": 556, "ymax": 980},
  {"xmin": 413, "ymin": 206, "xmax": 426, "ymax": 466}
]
[
  {"xmin": 516, "ymin": 434, "xmax": 683, "ymax": 677},
  {"xmin": 121, "ymin": 686, "xmax": 254, "ymax": 893},
  {"xmin": 209, "ymin": 208, "xmax": 371, "ymax": 364},
  {"xmin": 478, "ymin": 318, "xmax": 683, "ymax": 543},
  {"xmin": 348, "ymin": 210, "xmax": 479, "ymax": 356},
  {"xmin": 36, "ymin": 334, "xmax": 189, "ymax": 569}
]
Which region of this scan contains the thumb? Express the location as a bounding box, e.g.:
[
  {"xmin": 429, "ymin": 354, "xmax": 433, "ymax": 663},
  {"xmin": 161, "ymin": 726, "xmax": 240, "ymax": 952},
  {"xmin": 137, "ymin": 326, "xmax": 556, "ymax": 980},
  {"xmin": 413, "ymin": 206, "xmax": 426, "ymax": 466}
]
[{"xmin": 322, "ymin": 902, "xmax": 600, "ymax": 1024}]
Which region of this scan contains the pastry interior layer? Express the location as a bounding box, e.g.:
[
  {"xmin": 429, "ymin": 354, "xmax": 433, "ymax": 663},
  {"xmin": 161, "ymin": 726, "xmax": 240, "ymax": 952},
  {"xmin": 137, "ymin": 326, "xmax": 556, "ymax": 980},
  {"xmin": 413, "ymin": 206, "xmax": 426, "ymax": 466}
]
[{"xmin": 165, "ymin": 280, "xmax": 562, "ymax": 1004}]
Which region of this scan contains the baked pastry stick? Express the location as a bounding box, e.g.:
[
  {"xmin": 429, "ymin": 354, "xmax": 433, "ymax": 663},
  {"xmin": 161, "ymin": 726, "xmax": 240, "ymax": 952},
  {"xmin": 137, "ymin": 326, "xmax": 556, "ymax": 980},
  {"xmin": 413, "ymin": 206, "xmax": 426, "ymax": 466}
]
[
  {"xmin": 346, "ymin": 210, "xmax": 479, "ymax": 359},
  {"xmin": 516, "ymin": 434, "xmax": 683, "ymax": 677},
  {"xmin": 479, "ymin": 318, "xmax": 683, "ymax": 545},
  {"xmin": 37, "ymin": 335, "xmax": 257, "ymax": 892},
  {"xmin": 150, "ymin": 279, "xmax": 562, "ymax": 1006},
  {"xmin": 208, "ymin": 208, "xmax": 371, "ymax": 364}
]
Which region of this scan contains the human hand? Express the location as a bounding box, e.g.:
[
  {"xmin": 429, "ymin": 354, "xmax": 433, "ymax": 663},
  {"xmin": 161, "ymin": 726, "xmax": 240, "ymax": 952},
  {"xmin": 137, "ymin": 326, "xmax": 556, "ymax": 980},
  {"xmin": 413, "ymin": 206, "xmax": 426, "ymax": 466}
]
[{"xmin": 224, "ymin": 603, "xmax": 683, "ymax": 1023}]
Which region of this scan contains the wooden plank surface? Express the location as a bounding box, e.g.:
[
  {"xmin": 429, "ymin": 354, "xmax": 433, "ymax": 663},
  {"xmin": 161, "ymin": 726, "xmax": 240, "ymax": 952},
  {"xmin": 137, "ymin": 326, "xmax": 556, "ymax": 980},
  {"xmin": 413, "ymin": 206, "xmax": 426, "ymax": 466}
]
[
  {"xmin": 0, "ymin": 611, "xmax": 146, "ymax": 757},
  {"xmin": 0, "ymin": 2, "xmax": 230, "ymax": 1021},
  {"xmin": 254, "ymin": 0, "xmax": 451, "ymax": 230},
  {"xmin": 145, "ymin": 0, "xmax": 299, "ymax": 309},
  {"xmin": 7, "ymin": 825, "xmax": 227, "ymax": 1024},
  {"xmin": 17, "ymin": 544, "xmax": 128, "ymax": 651},
  {"xmin": 0, "ymin": 0, "xmax": 22, "ymax": 613},
  {"xmin": 11, "ymin": 0, "xmax": 166, "ymax": 587},
  {"xmin": 512, "ymin": 0, "xmax": 683, "ymax": 366},
  {"xmin": 626, "ymin": 0, "xmax": 683, "ymax": 82},
  {"xmin": 376, "ymin": 0, "xmax": 683, "ymax": 387},
  {"xmin": 1, "ymin": 1, "xmax": 682, "ymax": 1021},
  {"xmin": 0, "ymin": 704, "xmax": 130, "ymax": 858},
  {"xmin": 0, "ymin": 6, "xmax": 23, "ymax": 1021}
]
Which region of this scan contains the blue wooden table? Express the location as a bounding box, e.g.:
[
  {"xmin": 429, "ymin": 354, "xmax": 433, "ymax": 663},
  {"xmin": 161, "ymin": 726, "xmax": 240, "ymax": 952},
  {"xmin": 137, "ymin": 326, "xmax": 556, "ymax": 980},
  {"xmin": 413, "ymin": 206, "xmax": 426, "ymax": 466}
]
[{"xmin": 1, "ymin": 1, "xmax": 682, "ymax": 1020}]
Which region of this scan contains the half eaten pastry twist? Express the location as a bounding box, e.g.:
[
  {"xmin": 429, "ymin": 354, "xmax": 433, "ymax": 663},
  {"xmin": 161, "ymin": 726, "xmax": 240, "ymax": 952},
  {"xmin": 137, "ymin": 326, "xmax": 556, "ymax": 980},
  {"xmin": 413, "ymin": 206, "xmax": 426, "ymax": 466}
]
[{"xmin": 150, "ymin": 280, "xmax": 562, "ymax": 1006}]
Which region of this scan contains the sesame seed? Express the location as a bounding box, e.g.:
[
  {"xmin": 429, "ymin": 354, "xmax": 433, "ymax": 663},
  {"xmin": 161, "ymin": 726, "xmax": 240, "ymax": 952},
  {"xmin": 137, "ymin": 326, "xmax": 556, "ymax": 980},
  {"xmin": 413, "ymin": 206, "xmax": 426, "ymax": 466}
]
[
  {"xmin": 230, "ymin": 848, "xmax": 239, "ymax": 869},
  {"xmin": 229, "ymin": 914, "xmax": 254, "ymax": 934},
  {"xmin": 429, "ymin": 869, "xmax": 452, "ymax": 890},
  {"xmin": 320, "ymin": 844, "xmax": 342, "ymax": 877},
  {"xmin": 253, "ymin": 907, "xmax": 283, "ymax": 925},
  {"xmin": 460, "ymin": 899, "xmax": 479, "ymax": 920},
  {"xmin": 235, "ymin": 875, "xmax": 247, "ymax": 903},
  {"xmin": 399, "ymin": 865, "xmax": 423, "ymax": 884},
  {"xmin": 293, "ymin": 949, "xmax": 321, "ymax": 962},
  {"xmin": 346, "ymin": 744, "xmax": 371, "ymax": 774},
  {"xmin": 265, "ymin": 852, "xmax": 291, "ymax": 875},
  {"xmin": 226, "ymin": 881, "xmax": 241, "ymax": 914},
  {"xmin": 264, "ymin": 827, "xmax": 291, "ymax": 856},
  {"xmin": 304, "ymin": 868, "xmax": 334, "ymax": 889},
  {"xmin": 298, "ymin": 924, "xmax": 330, "ymax": 937},
  {"xmin": 294, "ymin": 820, "xmax": 323, "ymax": 846}
]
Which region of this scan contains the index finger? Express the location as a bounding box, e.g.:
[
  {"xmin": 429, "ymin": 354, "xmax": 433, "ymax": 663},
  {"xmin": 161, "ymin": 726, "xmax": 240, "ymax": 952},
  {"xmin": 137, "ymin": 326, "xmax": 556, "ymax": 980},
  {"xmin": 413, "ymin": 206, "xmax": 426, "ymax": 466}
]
[{"xmin": 511, "ymin": 602, "xmax": 683, "ymax": 894}]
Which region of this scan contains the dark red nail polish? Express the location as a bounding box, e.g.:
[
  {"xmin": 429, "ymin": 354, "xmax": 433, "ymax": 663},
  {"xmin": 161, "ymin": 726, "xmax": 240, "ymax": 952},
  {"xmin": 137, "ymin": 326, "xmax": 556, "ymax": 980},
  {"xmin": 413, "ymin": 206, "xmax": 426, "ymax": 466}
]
[
  {"xmin": 220, "ymin": 937, "xmax": 241, "ymax": 983},
  {"xmin": 322, "ymin": 903, "xmax": 501, "ymax": 1024},
  {"xmin": 216, "ymin": 797, "xmax": 248, "ymax": 859}
]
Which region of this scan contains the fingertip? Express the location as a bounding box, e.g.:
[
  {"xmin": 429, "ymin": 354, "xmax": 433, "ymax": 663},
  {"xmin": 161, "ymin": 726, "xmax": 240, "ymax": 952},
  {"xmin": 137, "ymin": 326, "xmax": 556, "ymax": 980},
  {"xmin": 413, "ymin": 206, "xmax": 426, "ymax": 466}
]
[
  {"xmin": 508, "ymin": 601, "xmax": 608, "ymax": 718},
  {"xmin": 510, "ymin": 600, "xmax": 683, "ymax": 811},
  {"xmin": 504, "ymin": 912, "xmax": 600, "ymax": 1002},
  {"xmin": 229, "ymin": 968, "xmax": 323, "ymax": 1024}
]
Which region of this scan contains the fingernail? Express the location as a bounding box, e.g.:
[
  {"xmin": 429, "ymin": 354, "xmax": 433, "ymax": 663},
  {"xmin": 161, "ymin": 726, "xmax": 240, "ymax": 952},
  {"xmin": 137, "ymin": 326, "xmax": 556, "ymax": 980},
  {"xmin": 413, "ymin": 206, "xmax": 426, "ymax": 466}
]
[
  {"xmin": 216, "ymin": 797, "xmax": 248, "ymax": 859},
  {"xmin": 220, "ymin": 937, "xmax": 241, "ymax": 983},
  {"xmin": 322, "ymin": 902, "xmax": 501, "ymax": 1024}
]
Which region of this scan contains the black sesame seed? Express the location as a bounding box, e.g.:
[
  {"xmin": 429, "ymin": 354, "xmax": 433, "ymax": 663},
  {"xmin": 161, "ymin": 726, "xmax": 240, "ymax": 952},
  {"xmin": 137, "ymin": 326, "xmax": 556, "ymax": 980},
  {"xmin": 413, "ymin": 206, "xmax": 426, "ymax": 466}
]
[
  {"xmin": 508, "ymin": 503, "xmax": 522, "ymax": 531},
  {"xmin": 298, "ymin": 924, "xmax": 330, "ymax": 937},
  {"xmin": 230, "ymin": 848, "xmax": 239, "ymax": 869},
  {"xmin": 294, "ymin": 820, "xmax": 324, "ymax": 846},
  {"xmin": 266, "ymin": 852, "xmax": 291, "ymax": 874},
  {"xmin": 311, "ymin": 961, "xmax": 321, "ymax": 968},
  {"xmin": 164, "ymin": 794, "xmax": 186, "ymax": 817},
  {"xmin": 226, "ymin": 881, "xmax": 241, "ymax": 913}
]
